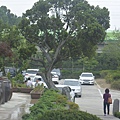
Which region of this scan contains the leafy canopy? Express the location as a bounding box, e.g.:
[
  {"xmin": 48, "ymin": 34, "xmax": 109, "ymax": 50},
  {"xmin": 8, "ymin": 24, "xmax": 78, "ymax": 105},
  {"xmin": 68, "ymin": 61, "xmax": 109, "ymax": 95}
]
[
  {"xmin": 19, "ymin": 0, "xmax": 110, "ymax": 88},
  {"xmin": 19, "ymin": 0, "xmax": 109, "ymax": 61}
]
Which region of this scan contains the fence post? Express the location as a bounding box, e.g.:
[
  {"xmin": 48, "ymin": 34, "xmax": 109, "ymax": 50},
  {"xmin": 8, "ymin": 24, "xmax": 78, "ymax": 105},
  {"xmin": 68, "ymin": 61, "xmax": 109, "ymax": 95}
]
[{"xmin": 113, "ymin": 99, "xmax": 119, "ymax": 115}]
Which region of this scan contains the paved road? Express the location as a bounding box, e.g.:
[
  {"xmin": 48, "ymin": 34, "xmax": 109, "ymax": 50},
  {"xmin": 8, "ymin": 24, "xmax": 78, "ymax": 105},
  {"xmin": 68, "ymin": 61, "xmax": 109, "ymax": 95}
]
[
  {"xmin": 75, "ymin": 83, "xmax": 120, "ymax": 120},
  {"xmin": 0, "ymin": 80, "xmax": 120, "ymax": 120}
]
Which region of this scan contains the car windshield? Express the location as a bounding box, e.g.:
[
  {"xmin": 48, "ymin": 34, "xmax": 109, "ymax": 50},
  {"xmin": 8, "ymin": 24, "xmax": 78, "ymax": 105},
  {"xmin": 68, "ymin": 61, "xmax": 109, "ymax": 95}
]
[
  {"xmin": 64, "ymin": 81, "xmax": 79, "ymax": 86},
  {"xmin": 81, "ymin": 74, "xmax": 93, "ymax": 77}
]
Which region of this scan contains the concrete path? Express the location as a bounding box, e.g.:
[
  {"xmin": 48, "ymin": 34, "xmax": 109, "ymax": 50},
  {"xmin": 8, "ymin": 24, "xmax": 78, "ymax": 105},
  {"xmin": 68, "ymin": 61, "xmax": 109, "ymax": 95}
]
[
  {"xmin": 0, "ymin": 93, "xmax": 31, "ymax": 120},
  {"xmin": 0, "ymin": 91, "xmax": 119, "ymax": 120}
]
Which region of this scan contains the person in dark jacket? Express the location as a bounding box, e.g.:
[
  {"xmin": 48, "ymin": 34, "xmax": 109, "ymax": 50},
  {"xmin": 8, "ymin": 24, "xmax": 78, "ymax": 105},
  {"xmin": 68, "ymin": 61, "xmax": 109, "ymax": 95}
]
[{"xmin": 103, "ymin": 88, "xmax": 111, "ymax": 116}]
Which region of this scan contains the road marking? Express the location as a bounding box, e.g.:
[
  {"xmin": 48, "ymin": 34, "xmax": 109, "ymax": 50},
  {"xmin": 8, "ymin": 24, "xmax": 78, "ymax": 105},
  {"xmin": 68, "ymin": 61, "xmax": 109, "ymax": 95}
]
[
  {"xmin": 98, "ymin": 88, "xmax": 103, "ymax": 98},
  {"xmin": 95, "ymin": 80, "xmax": 103, "ymax": 98}
]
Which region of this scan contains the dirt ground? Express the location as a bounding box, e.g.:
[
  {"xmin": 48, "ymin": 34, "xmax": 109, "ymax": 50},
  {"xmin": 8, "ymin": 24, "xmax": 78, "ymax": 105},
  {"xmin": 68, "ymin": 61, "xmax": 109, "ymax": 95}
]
[{"xmin": 95, "ymin": 78, "xmax": 111, "ymax": 89}]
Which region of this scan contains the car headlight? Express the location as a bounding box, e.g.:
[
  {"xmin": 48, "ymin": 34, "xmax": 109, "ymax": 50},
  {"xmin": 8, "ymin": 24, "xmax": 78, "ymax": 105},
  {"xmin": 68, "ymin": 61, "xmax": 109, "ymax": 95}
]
[{"xmin": 90, "ymin": 79, "xmax": 94, "ymax": 81}]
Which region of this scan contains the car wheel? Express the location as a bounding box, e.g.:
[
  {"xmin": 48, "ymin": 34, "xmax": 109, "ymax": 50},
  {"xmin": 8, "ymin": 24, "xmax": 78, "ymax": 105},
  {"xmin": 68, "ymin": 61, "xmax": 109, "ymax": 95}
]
[{"xmin": 79, "ymin": 95, "xmax": 81, "ymax": 97}]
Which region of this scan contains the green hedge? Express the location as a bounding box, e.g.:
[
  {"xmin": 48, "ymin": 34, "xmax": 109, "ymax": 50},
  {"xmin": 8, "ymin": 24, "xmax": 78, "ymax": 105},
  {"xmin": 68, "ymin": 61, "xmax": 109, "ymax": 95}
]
[
  {"xmin": 22, "ymin": 89, "xmax": 101, "ymax": 120},
  {"xmin": 38, "ymin": 109, "xmax": 101, "ymax": 120},
  {"xmin": 22, "ymin": 89, "xmax": 79, "ymax": 120}
]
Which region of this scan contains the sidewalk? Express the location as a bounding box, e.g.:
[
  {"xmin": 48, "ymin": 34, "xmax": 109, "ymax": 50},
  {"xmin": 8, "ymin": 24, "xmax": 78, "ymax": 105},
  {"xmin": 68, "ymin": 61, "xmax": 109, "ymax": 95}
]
[
  {"xmin": 0, "ymin": 92, "xmax": 119, "ymax": 120},
  {"xmin": 0, "ymin": 93, "xmax": 31, "ymax": 120}
]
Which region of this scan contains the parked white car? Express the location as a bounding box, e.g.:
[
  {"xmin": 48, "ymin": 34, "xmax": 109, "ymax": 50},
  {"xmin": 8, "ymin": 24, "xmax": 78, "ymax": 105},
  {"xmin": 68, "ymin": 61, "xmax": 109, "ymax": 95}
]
[
  {"xmin": 52, "ymin": 73, "xmax": 59, "ymax": 84},
  {"xmin": 55, "ymin": 84, "xmax": 75, "ymax": 102},
  {"xmin": 79, "ymin": 72, "xmax": 95, "ymax": 85},
  {"xmin": 51, "ymin": 68, "xmax": 61, "ymax": 80},
  {"xmin": 63, "ymin": 79, "xmax": 82, "ymax": 97}
]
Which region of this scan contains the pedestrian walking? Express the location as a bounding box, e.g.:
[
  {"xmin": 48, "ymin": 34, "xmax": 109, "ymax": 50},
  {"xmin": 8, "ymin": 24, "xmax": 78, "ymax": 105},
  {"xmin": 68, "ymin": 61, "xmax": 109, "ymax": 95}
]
[
  {"xmin": 103, "ymin": 88, "xmax": 112, "ymax": 116},
  {"xmin": 26, "ymin": 77, "xmax": 33, "ymax": 87}
]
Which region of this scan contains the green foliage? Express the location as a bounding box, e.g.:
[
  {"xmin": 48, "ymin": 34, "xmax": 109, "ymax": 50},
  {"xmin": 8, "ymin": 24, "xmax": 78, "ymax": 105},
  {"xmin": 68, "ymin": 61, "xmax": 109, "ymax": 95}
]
[
  {"xmin": 22, "ymin": 89, "xmax": 79, "ymax": 120},
  {"xmin": 111, "ymin": 81, "xmax": 120, "ymax": 90},
  {"xmin": 92, "ymin": 71, "xmax": 101, "ymax": 79},
  {"xmin": 11, "ymin": 73, "xmax": 24, "ymax": 84},
  {"xmin": 61, "ymin": 69, "xmax": 82, "ymax": 79},
  {"xmin": 105, "ymin": 73, "xmax": 113, "ymax": 83},
  {"xmin": 0, "ymin": 6, "xmax": 21, "ymax": 26},
  {"xmin": 31, "ymin": 84, "xmax": 44, "ymax": 93},
  {"xmin": 100, "ymin": 70, "xmax": 120, "ymax": 88},
  {"xmin": 100, "ymin": 70, "xmax": 112, "ymax": 78},
  {"xmin": 37, "ymin": 109, "xmax": 101, "ymax": 120},
  {"xmin": 112, "ymin": 72, "xmax": 120, "ymax": 80},
  {"xmin": 97, "ymin": 40, "xmax": 120, "ymax": 70},
  {"xmin": 18, "ymin": 0, "xmax": 109, "ymax": 88},
  {"xmin": 67, "ymin": 101, "xmax": 79, "ymax": 110},
  {"xmin": 6, "ymin": 72, "xmax": 11, "ymax": 80},
  {"xmin": 18, "ymin": 44, "xmax": 37, "ymax": 60},
  {"xmin": 114, "ymin": 112, "xmax": 120, "ymax": 118}
]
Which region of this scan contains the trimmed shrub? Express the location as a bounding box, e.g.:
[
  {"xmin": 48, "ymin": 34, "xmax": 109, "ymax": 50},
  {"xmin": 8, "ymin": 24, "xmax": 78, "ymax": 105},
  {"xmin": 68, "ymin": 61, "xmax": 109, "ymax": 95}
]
[
  {"xmin": 22, "ymin": 89, "xmax": 79, "ymax": 120},
  {"xmin": 38, "ymin": 109, "xmax": 101, "ymax": 120}
]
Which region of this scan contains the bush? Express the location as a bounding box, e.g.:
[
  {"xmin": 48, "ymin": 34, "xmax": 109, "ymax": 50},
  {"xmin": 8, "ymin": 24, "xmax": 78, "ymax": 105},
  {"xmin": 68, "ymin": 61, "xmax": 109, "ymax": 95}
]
[
  {"xmin": 92, "ymin": 71, "xmax": 101, "ymax": 79},
  {"xmin": 100, "ymin": 70, "xmax": 110, "ymax": 78},
  {"xmin": 112, "ymin": 72, "xmax": 120, "ymax": 80},
  {"xmin": 105, "ymin": 73, "xmax": 113, "ymax": 83},
  {"xmin": 22, "ymin": 89, "xmax": 79, "ymax": 120},
  {"xmin": 67, "ymin": 101, "xmax": 79, "ymax": 110},
  {"xmin": 114, "ymin": 112, "xmax": 120, "ymax": 118},
  {"xmin": 11, "ymin": 73, "xmax": 24, "ymax": 83},
  {"xmin": 100, "ymin": 70, "xmax": 120, "ymax": 84},
  {"xmin": 38, "ymin": 109, "xmax": 101, "ymax": 120},
  {"xmin": 111, "ymin": 81, "xmax": 120, "ymax": 90}
]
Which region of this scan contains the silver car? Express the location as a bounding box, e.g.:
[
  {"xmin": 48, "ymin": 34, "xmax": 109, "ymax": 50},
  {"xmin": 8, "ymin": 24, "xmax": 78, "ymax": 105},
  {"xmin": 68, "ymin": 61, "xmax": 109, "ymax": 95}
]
[
  {"xmin": 63, "ymin": 79, "xmax": 82, "ymax": 97},
  {"xmin": 55, "ymin": 84, "xmax": 75, "ymax": 102}
]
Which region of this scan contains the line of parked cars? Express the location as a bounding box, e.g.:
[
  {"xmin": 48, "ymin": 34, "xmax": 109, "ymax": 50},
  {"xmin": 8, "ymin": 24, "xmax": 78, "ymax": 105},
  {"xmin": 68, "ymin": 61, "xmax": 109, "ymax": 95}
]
[
  {"xmin": 55, "ymin": 72, "xmax": 95, "ymax": 101},
  {"xmin": 23, "ymin": 68, "xmax": 61, "ymax": 87},
  {"xmin": 23, "ymin": 69, "xmax": 94, "ymax": 102}
]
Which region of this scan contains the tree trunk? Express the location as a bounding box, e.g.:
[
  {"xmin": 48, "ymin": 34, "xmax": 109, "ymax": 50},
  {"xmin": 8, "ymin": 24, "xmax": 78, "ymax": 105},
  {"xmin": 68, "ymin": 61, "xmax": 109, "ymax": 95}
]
[{"xmin": 42, "ymin": 70, "xmax": 57, "ymax": 90}]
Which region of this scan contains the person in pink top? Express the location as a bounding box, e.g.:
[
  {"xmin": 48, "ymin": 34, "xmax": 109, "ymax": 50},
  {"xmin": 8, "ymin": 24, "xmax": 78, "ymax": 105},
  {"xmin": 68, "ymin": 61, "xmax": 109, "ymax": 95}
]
[{"xmin": 103, "ymin": 88, "xmax": 111, "ymax": 116}]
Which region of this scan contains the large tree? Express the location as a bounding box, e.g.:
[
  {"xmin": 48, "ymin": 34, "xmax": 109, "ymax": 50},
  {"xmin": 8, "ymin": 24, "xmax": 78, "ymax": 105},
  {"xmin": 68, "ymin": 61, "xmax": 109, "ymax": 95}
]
[
  {"xmin": 0, "ymin": 19, "xmax": 37, "ymax": 74},
  {"xmin": 97, "ymin": 31, "xmax": 120, "ymax": 70},
  {"xmin": 19, "ymin": 0, "xmax": 110, "ymax": 89},
  {"xmin": 0, "ymin": 6, "xmax": 21, "ymax": 26}
]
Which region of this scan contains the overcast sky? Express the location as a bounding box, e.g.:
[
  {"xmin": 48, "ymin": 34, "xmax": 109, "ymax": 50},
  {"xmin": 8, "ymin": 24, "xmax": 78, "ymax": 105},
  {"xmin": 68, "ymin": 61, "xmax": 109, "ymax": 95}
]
[{"xmin": 0, "ymin": 0, "xmax": 120, "ymax": 30}]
